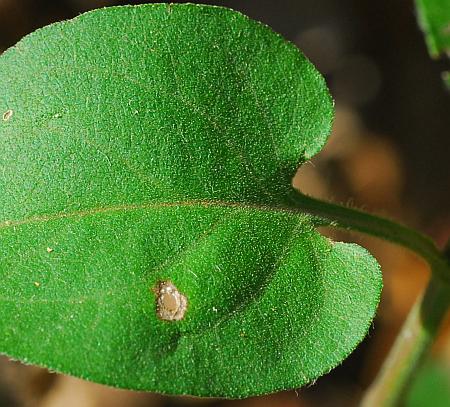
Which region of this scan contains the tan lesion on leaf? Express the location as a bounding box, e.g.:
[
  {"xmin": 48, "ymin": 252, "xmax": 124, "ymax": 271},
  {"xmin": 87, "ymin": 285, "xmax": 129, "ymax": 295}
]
[
  {"xmin": 2, "ymin": 109, "xmax": 13, "ymax": 121},
  {"xmin": 154, "ymin": 281, "xmax": 187, "ymax": 321}
]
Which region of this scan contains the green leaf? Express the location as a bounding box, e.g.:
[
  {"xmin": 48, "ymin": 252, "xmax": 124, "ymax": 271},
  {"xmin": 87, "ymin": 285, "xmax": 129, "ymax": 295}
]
[
  {"xmin": 416, "ymin": 0, "xmax": 450, "ymax": 87},
  {"xmin": 0, "ymin": 4, "xmax": 382, "ymax": 398},
  {"xmin": 416, "ymin": 0, "xmax": 450, "ymax": 58},
  {"xmin": 407, "ymin": 359, "xmax": 450, "ymax": 407}
]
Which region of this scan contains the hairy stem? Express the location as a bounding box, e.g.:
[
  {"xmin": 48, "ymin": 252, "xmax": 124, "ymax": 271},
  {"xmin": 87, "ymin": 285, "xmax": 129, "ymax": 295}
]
[
  {"xmin": 288, "ymin": 190, "xmax": 449, "ymax": 282},
  {"xmin": 288, "ymin": 189, "xmax": 450, "ymax": 406}
]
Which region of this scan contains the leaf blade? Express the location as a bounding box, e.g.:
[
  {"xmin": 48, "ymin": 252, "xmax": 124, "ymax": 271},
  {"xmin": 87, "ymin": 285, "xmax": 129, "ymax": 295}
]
[{"xmin": 0, "ymin": 4, "xmax": 381, "ymax": 398}]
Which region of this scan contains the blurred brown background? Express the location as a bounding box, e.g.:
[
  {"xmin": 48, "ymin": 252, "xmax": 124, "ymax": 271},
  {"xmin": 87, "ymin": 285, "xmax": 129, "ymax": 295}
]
[{"xmin": 1, "ymin": 1, "xmax": 449, "ymax": 406}]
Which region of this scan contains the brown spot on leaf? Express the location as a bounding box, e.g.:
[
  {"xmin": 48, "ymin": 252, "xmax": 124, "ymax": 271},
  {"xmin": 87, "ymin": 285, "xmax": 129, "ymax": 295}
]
[
  {"xmin": 154, "ymin": 281, "xmax": 187, "ymax": 321},
  {"xmin": 2, "ymin": 109, "xmax": 13, "ymax": 121}
]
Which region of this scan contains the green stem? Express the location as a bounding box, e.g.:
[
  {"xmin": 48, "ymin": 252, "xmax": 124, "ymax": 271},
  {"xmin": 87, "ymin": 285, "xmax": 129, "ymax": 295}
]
[
  {"xmin": 288, "ymin": 190, "xmax": 449, "ymax": 283},
  {"xmin": 361, "ymin": 276, "xmax": 450, "ymax": 406},
  {"xmin": 287, "ymin": 190, "xmax": 450, "ymax": 406}
]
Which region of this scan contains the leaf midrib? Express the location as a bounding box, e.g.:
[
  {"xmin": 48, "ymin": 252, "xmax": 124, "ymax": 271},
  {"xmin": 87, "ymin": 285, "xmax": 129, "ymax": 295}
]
[{"xmin": 0, "ymin": 198, "xmax": 309, "ymax": 230}]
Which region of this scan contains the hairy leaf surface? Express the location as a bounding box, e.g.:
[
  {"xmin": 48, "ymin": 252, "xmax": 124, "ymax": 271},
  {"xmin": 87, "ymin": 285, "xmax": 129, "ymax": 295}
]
[{"xmin": 0, "ymin": 4, "xmax": 382, "ymax": 397}]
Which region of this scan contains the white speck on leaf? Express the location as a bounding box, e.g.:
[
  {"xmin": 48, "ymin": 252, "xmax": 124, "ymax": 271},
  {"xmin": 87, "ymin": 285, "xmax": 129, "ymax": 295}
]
[{"xmin": 47, "ymin": 247, "xmax": 54, "ymax": 253}]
